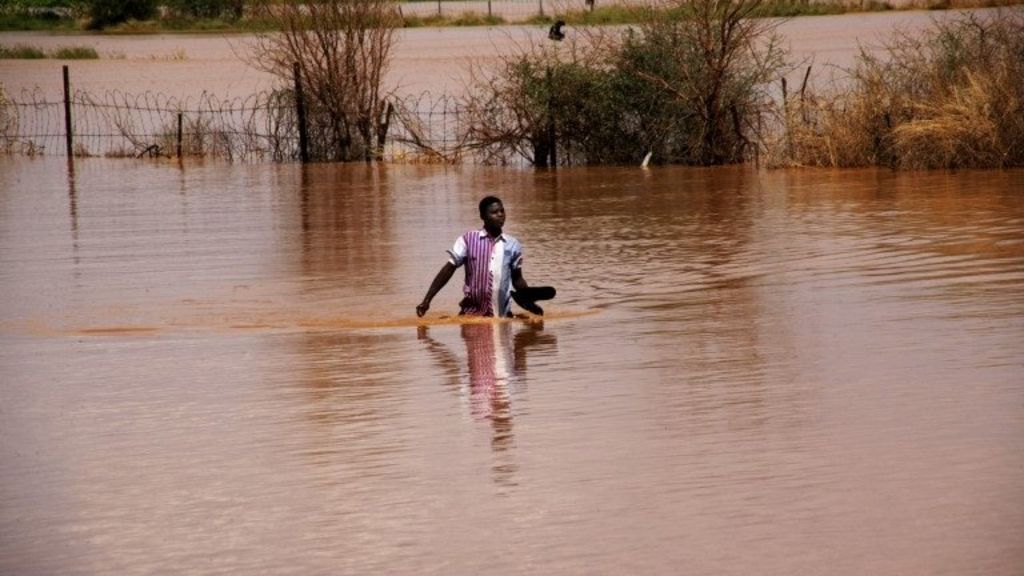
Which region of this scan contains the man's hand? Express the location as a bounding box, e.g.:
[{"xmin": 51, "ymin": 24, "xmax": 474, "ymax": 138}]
[{"xmin": 416, "ymin": 301, "xmax": 430, "ymax": 317}]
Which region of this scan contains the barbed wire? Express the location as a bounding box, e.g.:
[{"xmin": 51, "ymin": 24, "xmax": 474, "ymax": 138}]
[{"xmin": 0, "ymin": 85, "xmax": 484, "ymax": 162}]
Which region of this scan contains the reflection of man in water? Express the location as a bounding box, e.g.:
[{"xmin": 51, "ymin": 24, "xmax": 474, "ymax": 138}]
[
  {"xmin": 462, "ymin": 323, "xmax": 515, "ymax": 420},
  {"xmin": 416, "ymin": 196, "xmax": 538, "ymax": 318},
  {"xmin": 418, "ymin": 322, "xmax": 556, "ymax": 486}
]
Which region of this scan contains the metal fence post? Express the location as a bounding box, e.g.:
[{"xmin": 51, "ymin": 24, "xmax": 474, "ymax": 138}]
[
  {"xmin": 293, "ymin": 62, "xmax": 309, "ymax": 163},
  {"xmin": 62, "ymin": 65, "xmax": 73, "ymax": 158}
]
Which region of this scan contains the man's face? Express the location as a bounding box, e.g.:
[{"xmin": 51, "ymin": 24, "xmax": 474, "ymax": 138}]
[{"xmin": 483, "ymin": 201, "xmax": 505, "ymax": 230}]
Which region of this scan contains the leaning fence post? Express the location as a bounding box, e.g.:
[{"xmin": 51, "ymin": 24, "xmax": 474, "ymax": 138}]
[
  {"xmin": 293, "ymin": 62, "xmax": 309, "ymax": 163},
  {"xmin": 539, "ymin": 0, "xmax": 544, "ymax": 17},
  {"xmin": 176, "ymin": 112, "xmax": 183, "ymax": 158},
  {"xmin": 62, "ymin": 65, "xmax": 73, "ymax": 158}
]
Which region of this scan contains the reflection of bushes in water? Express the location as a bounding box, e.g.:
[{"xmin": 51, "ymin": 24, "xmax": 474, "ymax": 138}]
[
  {"xmin": 461, "ymin": 0, "xmax": 788, "ymax": 166},
  {"xmin": 778, "ymin": 10, "xmax": 1024, "ymax": 169}
]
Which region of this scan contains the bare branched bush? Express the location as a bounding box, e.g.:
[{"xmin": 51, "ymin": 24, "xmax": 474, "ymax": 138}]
[
  {"xmin": 780, "ymin": 10, "xmax": 1024, "ymax": 169},
  {"xmin": 389, "ymin": 93, "xmax": 466, "ymax": 163},
  {"xmin": 627, "ymin": 0, "xmax": 788, "ymax": 164},
  {"xmin": 249, "ymin": 0, "xmax": 400, "ymax": 162}
]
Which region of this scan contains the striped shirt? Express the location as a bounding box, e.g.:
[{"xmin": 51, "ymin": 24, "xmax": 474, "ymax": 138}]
[{"xmin": 448, "ymin": 229, "xmax": 523, "ymax": 317}]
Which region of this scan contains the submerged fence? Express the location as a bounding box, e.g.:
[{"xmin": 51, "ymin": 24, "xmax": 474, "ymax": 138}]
[{"xmin": 0, "ymin": 66, "xmax": 475, "ymax": 164}]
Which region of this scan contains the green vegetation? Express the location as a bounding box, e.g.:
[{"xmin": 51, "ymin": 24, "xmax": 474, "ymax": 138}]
[
  {"xmin": 164, "ymin": 0, "xmax": 243, "ymax": 19},
  {"xmin": 0, "ymin": 43, "xmax": 46, "ymax": 58},
  {"xmin": 777, "ymin": 10, "xmax": 1024, "ymax": 169},
  {"xmin": 0, "ymin": 0, "xmax": 78, "ymax": 30},
  {"xmin": 84, "ymin": 0, "xmax": 157, "ymax": 30},
  {"xmin": 402, "ymin": 11, "xmax": 505, "ymax": 27},
  {"xmin": 52, "ymin": 44, "xmax": 98, "ymax": 58},
  {"xmin": 0, "ymin": 42, "xmax": 98, "ymax": 58},
  {"xmin": 0, "ymin": 0, "xmax": 1020, "ymax": 32},
  {"xmin": 463, "ymin": 0, "xmax": 789, "ymax": 166}
]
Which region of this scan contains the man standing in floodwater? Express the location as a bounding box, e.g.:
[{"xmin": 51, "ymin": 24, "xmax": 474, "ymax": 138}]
[{"xmin": 416, "ymin": 196, "xmax": 540, "ymax": 318}]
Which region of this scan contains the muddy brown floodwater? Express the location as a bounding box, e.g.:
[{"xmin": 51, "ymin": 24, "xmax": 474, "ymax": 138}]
[
  {"xmin": 1, "ymin": 156, "xmax": 1022, "ymax": 574},
  {"xmin": 0, "ymin": 9, "xmax": 1007, "ymax": 99}
]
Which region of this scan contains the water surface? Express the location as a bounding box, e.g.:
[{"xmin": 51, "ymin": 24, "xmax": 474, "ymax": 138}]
[{"xmin": 1, "ymin": 158, "xmax": 1022, "ymax": 574}]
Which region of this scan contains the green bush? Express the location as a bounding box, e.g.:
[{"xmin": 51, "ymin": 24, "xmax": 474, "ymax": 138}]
[
  {"xmin": 85, "ymin": 0, "xmax": 156, "ymax": 30},
  {"xmin": 53, "ymin": 45, "xmax": 98, "ymax": 59},
  {"xmin": 164, "ymin": 0, "xmax": 243, "ymax": 20},
  {"xmin": 0, "ymin": 43, "xmax": 45, "ymax": 58},
  {"xmin": 463, "ymin": 0, "xmax": 788, "ymax": 166}
]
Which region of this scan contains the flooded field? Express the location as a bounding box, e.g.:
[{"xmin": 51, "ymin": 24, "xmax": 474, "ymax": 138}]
[
  {"xmin": 0, "ymin": 10, "xmax": 991, "ymax": 99},
  {"xmin": 1, "ymin": 157, "xmax": 1022, "ymax": 574}
]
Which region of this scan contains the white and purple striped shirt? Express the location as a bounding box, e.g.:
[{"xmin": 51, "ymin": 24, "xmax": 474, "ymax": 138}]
[{"xmin": 448, "ymin": 229, "xmax": 523, "ymax": 317}]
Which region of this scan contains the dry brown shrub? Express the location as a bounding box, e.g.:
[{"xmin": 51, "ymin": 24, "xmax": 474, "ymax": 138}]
[{"xmin": 779, "ymin": 9, "xmax": 1024, "ymax": 169}]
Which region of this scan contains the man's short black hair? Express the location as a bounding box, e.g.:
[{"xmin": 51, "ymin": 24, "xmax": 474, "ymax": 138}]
[{"xmin": 479, "ymin": 196, "xmax": 503, "ymax": 218}]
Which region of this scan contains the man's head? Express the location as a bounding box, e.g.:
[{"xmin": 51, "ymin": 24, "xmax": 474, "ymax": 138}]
[{"xmin": 479, "ymin": 196, "xmax": 505, "ymax": 233}]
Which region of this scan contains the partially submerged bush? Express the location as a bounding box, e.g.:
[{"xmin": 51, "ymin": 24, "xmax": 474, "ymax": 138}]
[
  {"xmin": 780, "ymin": 10, "xmax": 1024, "ymax": 169},
  {"xmin": 461, "ymin": 40, "xmax": 621, "ymax": 165},
  {"xmin": 616, "ymin": 0, "xmax": 787, "ymax": 164},
  {"xmin": 0, "ymin": 43, "xmax": 98, "ymax": 59},
  {"xmin": 53, "ymin": 45, "xmax": 98, "ymax": 59},
  {"xmin": 0, "ymin": 43, "xmax": 45, "ymax": 58},
  {"xmin": 461, "ymin": 0, "xmax": 788, "ymax": 166},
  {"xmin": 249, "ymin": 0, "xmax": 399, "ymax": 162}
]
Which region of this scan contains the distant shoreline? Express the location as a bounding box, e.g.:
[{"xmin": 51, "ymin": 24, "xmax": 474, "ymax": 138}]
[
  {"xmin": 0, "ymin": 9, "xmax": 1006, "ymax": 100},
  {"xmin": 1, "ymin": 0, "xmax": 1020, "ymax": 34}
]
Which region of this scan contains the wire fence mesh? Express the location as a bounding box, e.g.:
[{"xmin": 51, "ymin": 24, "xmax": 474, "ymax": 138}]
[{"xmin": 0, "ymin": 83, "xmax": 478, "ymax": 163}]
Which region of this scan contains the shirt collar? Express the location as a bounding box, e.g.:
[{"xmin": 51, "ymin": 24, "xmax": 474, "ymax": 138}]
[{"xmin": 477, "ymin": 228, "xmax": 506, "ymax": 242}]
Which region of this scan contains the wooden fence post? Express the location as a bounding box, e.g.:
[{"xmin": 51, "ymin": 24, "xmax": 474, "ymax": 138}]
[
  {"xmin": 176, "ymin": 112, "xmax": 183, "ymax": 158},
  {"xmin": 293, "ymin": 62, "xmax": 309, "ymax": 163},
  {"xmin": 547, "ymin": 67, "xmax": 556, "ymax": 168},
  {"xmin": 63, "ymin": 65, "xmax": 73, "ymax": 158}
]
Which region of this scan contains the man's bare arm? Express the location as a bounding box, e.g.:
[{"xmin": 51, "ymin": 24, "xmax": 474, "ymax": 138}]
[{"xmin": 417, "ymin": 262, "xmax": 457, "ymax": 317}]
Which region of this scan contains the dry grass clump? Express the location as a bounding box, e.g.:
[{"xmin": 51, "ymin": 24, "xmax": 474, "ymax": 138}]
[{"xmin": 779, "ymin": 10, "xmax": 1024, "ymax": 169}]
